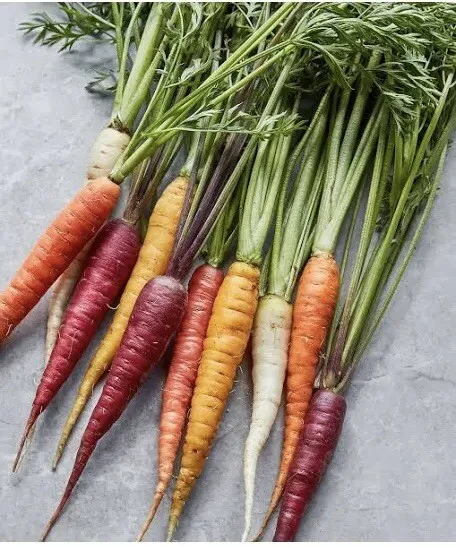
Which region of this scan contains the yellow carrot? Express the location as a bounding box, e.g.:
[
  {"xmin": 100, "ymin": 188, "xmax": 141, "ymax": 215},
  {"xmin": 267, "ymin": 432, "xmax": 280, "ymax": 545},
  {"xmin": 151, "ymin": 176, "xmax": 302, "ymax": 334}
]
[
  {"xmin": 167, "ymin": 261, "xmax": 260, "ymax": 538},
  {"xmin": 52, "ymin": 176, "xmax": 188, "ymax": 468}
]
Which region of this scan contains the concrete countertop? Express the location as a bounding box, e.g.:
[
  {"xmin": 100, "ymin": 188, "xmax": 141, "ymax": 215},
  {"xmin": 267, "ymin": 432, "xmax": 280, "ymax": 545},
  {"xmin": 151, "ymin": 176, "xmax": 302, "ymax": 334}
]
[{"xmin": 1, "ymin": 3, "xmax": 455, "ymax": 542}]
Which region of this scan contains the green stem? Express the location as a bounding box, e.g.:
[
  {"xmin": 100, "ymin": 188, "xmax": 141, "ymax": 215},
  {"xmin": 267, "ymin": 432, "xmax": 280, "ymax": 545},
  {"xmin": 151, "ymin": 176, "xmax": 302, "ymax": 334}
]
[
  {"xmin": 325, "ymin": 106, "xmax": 390, "ymax": 385},
  {"xmin": 315, "ymin": 99, "xmax": 383, "ymax": 254},
  {"xmin": 111, "ymin": 2, "xmax": 144, "ymax": 125},
  {"xmin": 331, "ymin": 52, "xmax": 382, "ymax": 206},
  {"xmin": 342, "ymin": 73, "xmax": 454, "ymax": 363},
  {"xmin": 269, "ymin": 91, "xmax": 330, "ymax": 298},
  {"xmin": 324, "ymin": 184, "xmax": 364, "ymax": 385},
  {"xmin": 339, "ymin": 146, "xmax": 447, "ymax": 392},
  {"xmin": 120, "ymin": 3, "xmax": 165, "ymax": 114},
  {"xmin": 110, "ymin": 3, "xmax": 124, "ymax": 68}
]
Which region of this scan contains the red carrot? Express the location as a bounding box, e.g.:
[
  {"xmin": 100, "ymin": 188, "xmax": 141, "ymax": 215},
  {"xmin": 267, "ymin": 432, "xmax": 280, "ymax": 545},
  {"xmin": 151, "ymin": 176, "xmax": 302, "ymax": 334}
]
[
  {"xmin": 41, "ymin": 275, "xmax": 187, "ymax": 541},
  {"xmin": 137, "ymin": 264, "xmax": 224, "ymax": 539},
  {"xmin": 273, "ymin": 390, "xmax": 346, "ymax": 542},
  {"xmin": 12, "ymin": 219, "xmax": 140, "ymax": 471}
]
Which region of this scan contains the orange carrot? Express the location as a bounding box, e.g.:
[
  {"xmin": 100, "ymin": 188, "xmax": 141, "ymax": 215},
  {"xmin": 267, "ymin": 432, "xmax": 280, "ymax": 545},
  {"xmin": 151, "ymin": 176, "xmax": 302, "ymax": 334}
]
[
  {"xmin": 0, "ymin": 177, "xmax": 120, "ymax": 344},
  {"xmin": 259, "ymin": 252, "xmax": 339, "ymax": 532}
]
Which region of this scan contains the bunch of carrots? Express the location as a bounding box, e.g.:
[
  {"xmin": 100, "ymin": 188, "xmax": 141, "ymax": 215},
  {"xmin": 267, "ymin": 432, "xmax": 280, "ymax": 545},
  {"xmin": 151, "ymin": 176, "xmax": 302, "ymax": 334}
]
[{"xmin": 1, "ymin": 2, "xmax": 455, "ymax": 542}]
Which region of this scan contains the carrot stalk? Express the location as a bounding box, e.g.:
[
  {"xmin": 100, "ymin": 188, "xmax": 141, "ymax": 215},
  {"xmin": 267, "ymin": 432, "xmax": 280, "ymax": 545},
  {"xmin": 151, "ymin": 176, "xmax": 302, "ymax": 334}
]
[
  {"xmin": 52, "ymin": 176, "xmax": 187, "ymax": 468},
  {"xmin": 0, "ymin": 177, "xmax": 120, "ymax": 344},
  {"xmin": 273, "ymin": 390, "xmax": 346, "ymax": 542},
  {"xmin": 12, "ymin": 218, "xmax": 140, "ymax": 471},
  {"xmin": 137, "ymin": 264, "xmax": 224, "ymax": 541}
]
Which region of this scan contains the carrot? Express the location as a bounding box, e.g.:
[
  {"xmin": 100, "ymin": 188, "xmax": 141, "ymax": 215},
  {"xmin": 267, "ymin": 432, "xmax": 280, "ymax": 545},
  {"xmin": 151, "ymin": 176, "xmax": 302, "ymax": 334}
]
[
  {"xmin": 242, "ymin": 91, "xmax": 329, "ymax": 541},
  {"xmin": 45, "ymin": 128, "xmax": 131, "ymax": 363},
  {"xmin": 137, "ymin": 157, "xmax": 243, "ymax": 540},
  {"xmin": 168, "ymin": 260, "xmax": 260, "ymax": 539},
  {"xmin": 0, "ymin": 177, "xmax": 120, "ymax": 344},
  {"xmin": 41, "ymin": 275, "xmax": 188, "ymax": 541},
  {"xmin": 243, "ymin": 294, "xmax": 293, "ymax": 539},
  {"xmin": 12, "ymin": 218, "xmax": 140, "ymax": 471},
  {"xmin": 137, "ymin": 264, "xmax": 224, "ymax": 540},
  {"xmin": 52, "ymin": 176, "xmax": 188, "ymax": 468},
  {"xmin": 273, "ymin": 390, "xmax": 346, "ymax": 542}
]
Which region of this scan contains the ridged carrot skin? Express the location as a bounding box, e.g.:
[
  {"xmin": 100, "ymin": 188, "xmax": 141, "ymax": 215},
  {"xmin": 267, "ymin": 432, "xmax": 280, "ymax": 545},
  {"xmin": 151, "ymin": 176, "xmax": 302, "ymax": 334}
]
[
  {"xmin": 258, "ymin": 253, "xmax": 340, "ymax": 536},
  {"xmin": 42, "ymin": 275, "xmax": 188, "ymax": 541},
  {"xmin": 274, "ymin": 390, "xmax": 346, "ymax": 542},
  {"xmin": 137, "ymin": 264, "xmax": 224, "ymax": 540},
  {"xmin": 46, "ymin": 127, "xmax": 131, "ymax": 362},
  {"xmin": 242, "ymin": 294, "xmax": 292, "ymax": 542},
  {"xmin": 52, "ymin": 176, "xmax": 188, "ymax": 468},
  {"xmin": 168, "ymin": 261, "xmax": 260, "ymax": 539},
  {"xmin": 0, "ymin": 177, "xmax": 120, "ymax": 344},
  {"xmin": 12, "ymin": 219, "xmax": 140, "ymax": 471}
]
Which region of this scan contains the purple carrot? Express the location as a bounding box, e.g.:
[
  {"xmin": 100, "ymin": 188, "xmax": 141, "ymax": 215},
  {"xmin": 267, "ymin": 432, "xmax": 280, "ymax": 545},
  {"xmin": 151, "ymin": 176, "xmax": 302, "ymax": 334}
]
[
  {"xmin": 13, "ymin": 218, "xmax": 140, "ymax": 472},
  {"xmin": 41, "ymin": 275, "xmax": 187, "ymax": 540},
  {"xmin": 273, "ymin": 390, "xmax": 347, "ymax": 542}
]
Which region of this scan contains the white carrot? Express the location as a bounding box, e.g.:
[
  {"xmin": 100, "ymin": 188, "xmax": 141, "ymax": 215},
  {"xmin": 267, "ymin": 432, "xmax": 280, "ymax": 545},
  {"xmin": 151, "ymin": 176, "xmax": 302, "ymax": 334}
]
[{"xmin": 242, "ymin": 294, "xmax": 292, "ymax": 542}]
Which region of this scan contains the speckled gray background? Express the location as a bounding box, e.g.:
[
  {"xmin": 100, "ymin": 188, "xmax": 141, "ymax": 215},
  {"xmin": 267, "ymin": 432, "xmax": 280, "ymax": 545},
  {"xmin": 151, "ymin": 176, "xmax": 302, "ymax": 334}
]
[{"xmin": 1, "ymin": 3, "xmax": 455, "ymax": 542}]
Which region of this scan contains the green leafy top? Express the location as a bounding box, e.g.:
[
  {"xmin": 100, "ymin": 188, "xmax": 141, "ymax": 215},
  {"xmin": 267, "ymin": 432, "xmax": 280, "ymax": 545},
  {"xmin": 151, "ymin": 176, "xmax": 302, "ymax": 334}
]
[{"xmin": 320, "ymin": 65, "xmax": 456, "ymax": 392}]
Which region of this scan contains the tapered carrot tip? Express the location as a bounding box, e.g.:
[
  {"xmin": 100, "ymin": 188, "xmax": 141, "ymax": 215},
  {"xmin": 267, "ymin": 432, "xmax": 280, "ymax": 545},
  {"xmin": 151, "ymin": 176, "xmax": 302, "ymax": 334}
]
[
  {"xmin": 12, "ymin": 410, "xmax": 39, "ymax": 472},
  {"xmin": 51, "ymin": 447, "xmax": 63, "ymax": 471},
  {"xmin": 137, "ymin": 487, "xmax": 165, "ymax": 541},
  {"xmin": 166, "ymin": 516, "xmax": 178, "ymax": 542}
]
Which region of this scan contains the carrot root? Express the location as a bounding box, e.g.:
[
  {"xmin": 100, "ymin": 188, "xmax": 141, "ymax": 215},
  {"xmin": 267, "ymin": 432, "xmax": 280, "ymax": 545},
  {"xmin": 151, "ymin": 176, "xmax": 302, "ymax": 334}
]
[
  {"xmin": 42, "ymin": 276, "xmax": 187, "ymax": 540},
  {"xmin": 138, "ymin": 264, "xmax": 224, "ymax": 540},
  {"xmin": 242, "ymin": 294, "xmax": 292, "ymax": 542},
  {"xmin": 45, "ymin": 127, "xmax": 130, "ymax": 360},
  {"xmin": 52, "ymin": 176, "xmax": 188, "ymax": 468},
  {"xmin": 0, "ymin": 177, "xmax": 120, "ymax": 343},
  {"xmin": 273, "ymin": 390, "xmax": 346, "ymax": 542}
]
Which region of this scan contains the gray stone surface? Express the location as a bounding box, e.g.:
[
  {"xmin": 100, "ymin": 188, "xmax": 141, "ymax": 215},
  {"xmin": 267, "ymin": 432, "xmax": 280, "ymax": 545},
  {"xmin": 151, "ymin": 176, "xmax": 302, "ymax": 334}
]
[{"xmin": 1, "ymin": 3, "xmax": 455, "ymax": 542}]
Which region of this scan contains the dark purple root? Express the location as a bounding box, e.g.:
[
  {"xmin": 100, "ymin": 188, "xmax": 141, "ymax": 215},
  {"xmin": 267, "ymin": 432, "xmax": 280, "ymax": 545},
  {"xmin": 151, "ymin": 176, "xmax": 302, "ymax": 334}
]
[{"xmin": 273, "ymin": 390, "xmax": 346, "ymax": 542}]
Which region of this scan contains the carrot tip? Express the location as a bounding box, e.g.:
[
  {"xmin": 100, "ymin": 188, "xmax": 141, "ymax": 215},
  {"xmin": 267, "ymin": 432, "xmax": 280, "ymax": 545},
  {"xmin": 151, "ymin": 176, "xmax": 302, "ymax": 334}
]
[
  {"xmin": 51, "ymin": 451, "xmax": 61, "ymax": 471},
  {"xmin": 137, "ymin": 488, "xmax": 165, "ymax": 541},
  {"xmin": 12, "ymin": 415, "xmax": 38, "ymax": 473},
  {"xmin": 166, "ymin": 516, "xmax": 178, "ymax": 542}
]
